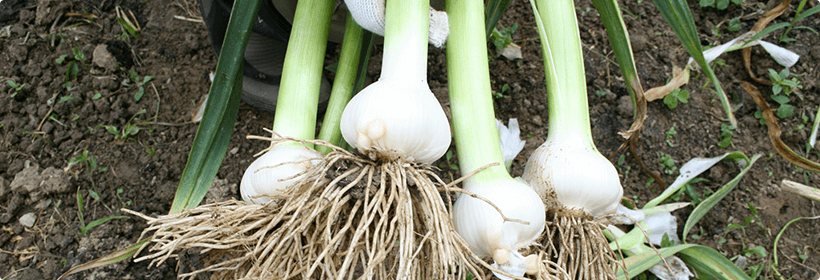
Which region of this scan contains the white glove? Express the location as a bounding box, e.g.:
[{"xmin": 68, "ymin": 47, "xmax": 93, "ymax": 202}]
[{"xmin": 345, "ymin": 0, "xmax": 449, "ymax": 47}]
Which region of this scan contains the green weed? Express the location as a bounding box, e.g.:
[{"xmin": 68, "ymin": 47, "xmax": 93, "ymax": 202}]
[{"xmin": 6, "ymin": 80, "xmax": 25, "ymax": 98}]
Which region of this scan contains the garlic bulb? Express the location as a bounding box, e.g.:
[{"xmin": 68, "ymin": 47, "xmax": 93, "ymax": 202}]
[
  {"xmin": 453, "ymin": 178, "xmax": 545, "ymax": 277},
  {"xmin": 339, "ymin": 0, "xmax": 451, "ymax": 165},
  {"xmin": 340, "ymin": 80, "xmax": 450, "ymax": 164},
  {"xmin": 523, "ymin": 134, "xmax": 623, "ymax": 218},
  {"xmin": 240, "ymin": 146, "xmax": 322, "ymax": 204}
]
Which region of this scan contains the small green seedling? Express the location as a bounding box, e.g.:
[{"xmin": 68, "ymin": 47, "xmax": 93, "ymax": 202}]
[
  {"xmin": 699, "ymin": 0, "xmax": 743, "ymax": 10},
  {"xmin": 69, "ymin": 149, "xmax": 108, "ymax": 175},
  {"xmin": 663, "ymin": 88, "xmax": 689, "ymax": 109},
  {"xmin": 659, "ymin": 152, "xmax": 677, "ymax": 175},
  {"xmin": 492, "ymin": 83, "xmax": 510, "ymax": 99},
  {"xmin": 56, "ymin": 47, "xmax": 86, "ymax": 90},
  {"xmin": 753, "ymin": 111, "xmax": 766, "ymax": 125},
  {"xmin": 779, "ymin": 0, "xmax": 820, "ymax": 42},
  {"xmin": 489, "ymin": 23, "xmax": 518, "ymax": 51},
  {"xmin": 76, "ymin": 189, "xmax": 126, "ymax": 237},
  {"xmin": 768, "ymin": 68, "xmax": 801, "ymax": 96},
  {"xmin": 665, "ymin": 126, "xmax": 677, "ymax": 147},
  {"xmin": 129, "ymin": 68, "xmax": 154, "ymax": 101},
  {"xmin": 768, "ymin": 68, "xmax": 801, "ymax": 118},
  {"xmin": 116, "ymin": 6, "xmax": 141, "ymax": 40},
  {"xmin": 726, "ymin": 17, "xmax": 742, "ymax": 32},
  {"xmin": 116, "ymin": 188, "xmax": 132, "ymax": 208},
  {"xmin": 104, "ymin": 109, "xmax": 147, "ymax": 141},
  {"xmin": 718, "ymin": 124, "xmax": 735, "ymax": 148},
  {"xmin": 6, "ymin": 80, "xmax": 25, "ymax": 98}
]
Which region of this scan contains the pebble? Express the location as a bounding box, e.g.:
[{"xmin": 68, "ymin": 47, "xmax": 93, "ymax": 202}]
[
  {"xmin": 93, "ymin": 44, "xmax": 118, "ymax": 72},
  {"xmin": 19, "ymin": 212, "xmax": 36, "ymax": 228}
]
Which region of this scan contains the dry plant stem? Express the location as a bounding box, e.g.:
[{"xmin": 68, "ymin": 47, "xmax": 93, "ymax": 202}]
[
  {"xmin": 131, "ymin": 139, "xmax": 490, "ymax": 279},
  {"xmin": 538, "ymin": 208, "xmax": 618, "ymax": 280}
]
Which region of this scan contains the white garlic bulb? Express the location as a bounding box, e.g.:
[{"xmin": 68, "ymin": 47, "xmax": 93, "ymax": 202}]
[
  {"xmin": 523, "ymin": 134, "xmax": 623, "ymax": 218},
  {"xmin": 453, "ymin": 178, "xmax": 545, "ymax": 277},
  {"xmin": 340, "ymin": 79, "xmax": 451, "ymax": 164},
  {"xmin": 240, "ymin": 146, "xmax": 322, "ymax": 204}
]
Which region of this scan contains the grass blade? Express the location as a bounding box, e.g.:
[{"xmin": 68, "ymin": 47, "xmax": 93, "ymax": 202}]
[
  {"xmin": 651, "ymin": 0, "xmax": 736, "ymax": 127},
  {"xmin": 682, "ymin": 153, "xmax": 762, "ymax": 240},
  {"xmin": 169, "ymin": 0, "xmax": 261, "ymax": 214},
  {"xmin": 57, "ymin": 238, "xmax": 150, "ymax": 279}
]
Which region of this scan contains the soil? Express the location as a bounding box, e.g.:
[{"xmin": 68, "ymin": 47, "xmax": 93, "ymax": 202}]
[{"xmin": 0, "ymin": 0, "xmax": 818, "ymax": 279}]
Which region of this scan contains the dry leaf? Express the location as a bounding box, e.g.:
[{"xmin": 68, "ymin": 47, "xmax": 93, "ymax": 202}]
[
  {"xmin": 740, "ymin": 82, "xmax": 820, "ymax": 172},
  {"xmin": 645, "ymin": 66, "xmax": 690, "ymax": 102}
]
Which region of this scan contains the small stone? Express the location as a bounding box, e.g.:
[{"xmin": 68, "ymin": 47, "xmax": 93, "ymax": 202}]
[
  {"xmin": 19, "ymin": 212, "xmax": 36, "ymax": 228},
  {"xmin": 93, "ymin": 44, "xmax": 118, "ymax": 71},
  {"xmin": 500, "ymin": 44, "xmax": 523, "ymax": 60}
]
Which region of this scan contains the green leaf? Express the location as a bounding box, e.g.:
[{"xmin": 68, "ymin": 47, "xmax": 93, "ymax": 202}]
[
  {"xmin": 794, "ymin": 5, "xmax": 820, "ymax": 22},
  {"xmin": 6, "ymin": 80, "xmax": 18, "ymax": 87},
  {"xmin": 767, "ymin": 69, "xmax": 780, "ymax": 81},
  {"xmin": 89, "ymin": 189, "xmax": 100, "ymax": 200},
  {"xmin": 699, "ymin": 0, "xmax": 715, "ymax": 7},
  {"xmin": 727, "ymin": 17, "xmax": 741, "ymax": 32},
  {"xmin": 617, "ymin": 244, "xmax": 748, "ymax": 279},
  {"xmin": 717, "ymin": 0, "xmax": 729, "ymax": 9},
  {"xmin": 142, "ymin": 76, "xmax": 154, "ymax": 84},
  {"xmin": 772, "ymin": 84, "xmax": 782, "ymax": 95},
  {"xmin": 664, "ymin": 94, "xmax": 678, "ymax": 109},
  {"xmin": 677, "ymin": 89, "xmax": 689, "ymax": 103},
  {"xmin": 56, "ymin": 54, "xmax": 68, "ymax": 64},
  {"xmin": 591, "ymin": 0, "xmax": 644, "ymax": 119},
  {"xmin": 57, "ymin": 238, "xmax": 150, "ymax": 279},
  {"xmin": 679, "ymin": 245, "xmax": 752, "ymax": 279},
  {"xmin": 169, "ymin": 0, "xmax": 263, "ymax": 214},
  {"xmin": 129, "ymin": 68, "xmax": 138, "ymax": 83},
  {"xmin": 135, "ymin": 87, "xmax": 145, "ymax": 101},
  {"xmin": 717, "ymin": 137, "xmax": 732, "ymax": 148},
  {"xmin": 104, "ymin": 125, "xmax": 119, "ymax": 136},
  {"xmin": 779, "ymin": 68, "xmax": 790, "ymax": 80},
  {"xmin": 652, "ymin": 0, "xmax": 736, "ymax": 126},
  {"xmin": 743, "ymin": 245, "xmax": 767, "ymax": 257},
  {"xmin": 683, "ymin": 154, "xmax": 761, "ymax": 240},
  {"xmin": 83, "ymin": 215, "xmax": 126, "ymax": 233},
  {"xmin": 771, "ymin": 94, "xmax": 789, "ymax": 104},
  {"xmin": 777, "ymin": 104, "xmax": 794, "ymax": 118}
]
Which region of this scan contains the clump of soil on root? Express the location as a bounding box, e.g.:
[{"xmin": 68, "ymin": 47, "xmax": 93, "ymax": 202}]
[{"xmin": 129, "ymin": 141, "xmax": 489, "ymax": 279}]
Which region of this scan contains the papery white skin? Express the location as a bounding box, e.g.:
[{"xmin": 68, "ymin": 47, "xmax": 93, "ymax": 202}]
[
  {"xmin": 523, "ymin": 134, "xmax": 623, "ymax": 218},
  {"xmin": 645, "ymin": 212, "xmax": 680, "ymax": 245},
  {"xmin": 648, "ymin": 256, "xmax": 694, "ymax": 280},
  {"xmin": 340, "ymin": 79, "xmax": 451, "ymax": 164},
  {"xmin": 240, "ymin": 146, "xmax": 322, "ymax": 204},
  {"xmin": 453, "ymin": 179, "xmax": 545, "ymax": 276},
  {"xmin": 496, "ymin": 118, "xmax": 526, "ymax": 170}
]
